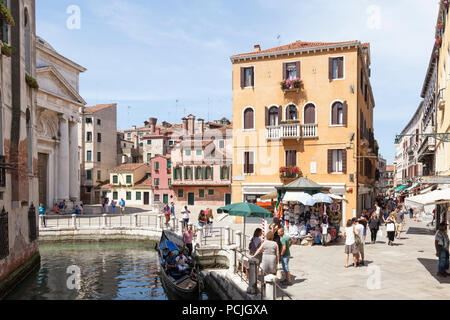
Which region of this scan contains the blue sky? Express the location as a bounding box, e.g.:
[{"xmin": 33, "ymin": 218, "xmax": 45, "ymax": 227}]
[{"xmin": 36, "ymin": 0, "xmax": 439, "ymax": 163}]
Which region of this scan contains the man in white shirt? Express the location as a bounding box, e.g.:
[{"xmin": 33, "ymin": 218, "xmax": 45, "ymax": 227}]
[
  {"xmin": 181, "ymin": 206, "xmax": 190, "ymax": 231},
  {"xmin": 354, "ymin": 219, "xmax": 366, "ymax": 266},
  {"xmin": 375, "ymin": 202, "xmax": 381, "ymax": 219}
]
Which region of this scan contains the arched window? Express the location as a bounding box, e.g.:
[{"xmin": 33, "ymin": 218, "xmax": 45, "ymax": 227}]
[
  {"xmin": 24, "ymin": 8, "xmax": 31, "ymax": 74},
  {"xmin": 26, "ymin": 109, "xmax": 32, "ymax": 173},
  {"xmin": 286, "ymin": 104, "xmax": 298, "ymax": 121},
  {"xmin": 303, "ymin": 103, "xmax": 316, "ymax": 124},
  {"xmin": 269, "ymin": 107, "xmax": 279, "ymax": 126},
  {"xmin": 331, "ymin": 102, "xmax": 344, "ymax": 125},
  {"xmin": 195, "ymin": 166, "xmax": 203, "ymax": 180},
  {"xmin": 243, "ymin": 107, "xmax": 254, "ymax": 129},
  {"xmin": 205, "ymin": 166, "xmax": 212, "ymax": 180}
]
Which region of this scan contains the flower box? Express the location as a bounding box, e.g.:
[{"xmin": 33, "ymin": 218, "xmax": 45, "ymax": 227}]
[
  {"xmin": 279, "ymin": 167, "xmax": 302, "ymax": 179},
  {"xmin": 1, "ymin": 43, "xmax": 12, "ymax": 57},
  {"xmin": 25, "ymin": 74, "xmax": 39, "ymax": 89},
  {"xmin": 281, "ymin": 78, "xmax": 303, "ymax": 91},
  {"xmin": 0, "ymin": 3, "xmax": 14, "ymax": 26}
]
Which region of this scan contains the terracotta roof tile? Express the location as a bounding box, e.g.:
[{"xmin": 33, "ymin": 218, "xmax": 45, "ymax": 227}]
[
  {"xmin": 111, "ymin": 163, "xmax": 148, "ymax": 173},
  {"xmin": 135, "ymin": 177, "xmax": 153, "ymax": 188},
  {"xmin": 84, "ymin": 104, "xmax": 117, "ymax": 114},
  {"xmin": 231, "ymin": 40, "xmax": 364, "ymax": 58}
]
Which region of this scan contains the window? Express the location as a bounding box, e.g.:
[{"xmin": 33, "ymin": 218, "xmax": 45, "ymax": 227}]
[
  {"xmin": 168, "ymin": 178, "xmax": 171, "ymax": 186},
  {"xmin": 97, "ymin": 133, "xmax": 102, "ymax": 143},
  {"xmin": 155, "ymin": 162, "xmax": 160, "ymax": 170},
  {"xmin": 185, "ymin": 150, "xmax": 192, "ymax": 156},
  {"xmin": 87, "ymin": 151, "xmax": 92, "ymax": 162},
  {"xmin": 196, "ymin": 150, "xmax": 202, "ymax": 156},
  {"xmin": 126, "ymin": 175, "xmax": 132, "ymax": 184},
  {"xmin": 285, "ymin": 150, "xmax": 297, "ymax": 167},
  {"xmin": 113, "ymin": 175, "xmax": 118, "ymax": 184},
  {"xmin": 86, "ymin": 170, "xmax": 92, "ymax": 180},
  {"xmin": 86, "ymin": 118, "xmax": 92, "ymax": 124},
  {"xmin": 147, "ymin": 140, "xmax": 152, "ymax": 145},
  {"xmin": 126, "ymin": 192, "xmax": 132, "ymax": 201},
  {"xmin": 97, "ymin": 119, "xmax": 101, "ymax": 125},
  {"xmin": 286, "ymin": 105, "xmax": 298, "ymax": 121},
  {"xmin": 331, "ymin": 102, "xmax": 346, "ymax": 125},
  {"xmin": 155, "ymin": 178, "xmax": 160, "ymax": 186},
  {"xmin": 178, "ymin": 189, "xmax": 184, "ymax": 198},
  {"xmin": 154, "ymin": 194, "xmax": 160, "ymax": 202},
  {"xmin": 97, "ymin": 152, "xmax": 101, "ymax": 162},
  {"xmin": 169, "ymin": 141, "xmax": 174, "ymax": 146},
  {"xmin": 199, "ymin": 189, "xmax": 205, "ymax": 198},
  {"xmin": 268, "ymin": 107, "xmax": 280, "ymax": 126},
  {"xmin": 219, "ymin": 140, "xmax": 225, "ymax": 149},
  {"xmin": 168, "ymin": 161, "xmax": 171, "ymax": 169},
  {"xmin": 243, "ymin": 108, "xmax": 254, "ymax": 130},
  {"xmin": 329, "ymin": 57, "xmax": 344, "ymax": 80},
  {"xmin": 328, "ymin": 149, "xmax": 347, "ymax": 174},
  {"xmin": 283, "ymin": 61, "xmax": 300, "ymax": 80},
  {"xmin": 185, "ymin": 167, "xmax": 193, "ymax": 180},
  {"xmin": 147, "ymin": 153, "xmax": 152, "ymax": 163},
  {"xmin": 97, "ymin": 170, "xmax": 101, "ymax": 181},
  {"xmin": 86, "ymin": 132, "xmax": 92, "ymax": 142},
  {"xmin": 205, "ymin": 166, "xmax": 213, "ymax": 180},
  {"xmin": 244, "ymin": 151, "xmax": 255, "ymax": 174},
  {"xmin": 195, "ymin": 167, "xmax": 202, "ymax": 180},
  {"xmin": 220, "ymin": 166, "xmax": 229, "ymax": 180},
  {"xmin": 113, "ymin": 192, "xmax": 118, "ymax": 200},
  {"xmin": 208, "ymin": 189, "xmax": 214, "ymax": 196},
  {"xmin": 303, "ymin": 104, "xmax": 316, "ymax": 124},
  {"xmin": 241, "ymin": 66, "xmax": 254, "ymax": 88},
  {"xmin": 139, "ymin": 143, "xmax": 143, "ymax": 147},
  {"xmin": 136, "ymin": 192, "xmax": 142, "ymax": 201},
  {"xmin": 0, "ymin": 1, "xmax": 9, "ymax": 44},
  {"xmin": 147, "ymin": 173, "xmax": 152, "ymax": 178}
]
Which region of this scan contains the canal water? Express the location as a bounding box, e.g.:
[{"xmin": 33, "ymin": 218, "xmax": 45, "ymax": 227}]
[{"xmin": 5, "ymin": 241, "xmax": 219, "ymax": 300}]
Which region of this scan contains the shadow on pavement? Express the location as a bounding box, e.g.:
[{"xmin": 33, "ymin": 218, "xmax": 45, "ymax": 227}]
[
  {"xmin": 407, "ymin": 227, "xmax": 435, "ymax": 236},
  {"xmin": 418, "ymin": 258, "xmax": 450, "ymax": 284}
]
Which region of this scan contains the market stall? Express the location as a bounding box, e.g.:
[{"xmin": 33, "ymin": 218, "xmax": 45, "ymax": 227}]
[{"xmin": 275, "ymin": 178, "xmax": 343, "ymax": 246}]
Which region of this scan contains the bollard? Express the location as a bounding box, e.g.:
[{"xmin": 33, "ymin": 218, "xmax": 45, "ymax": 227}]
[
  {"xmin": 196, "ymin": 227, "xmax": 203, "ymax": 244},
  {"xmin": 264, "ymin": 274, "xmax": 278, "ymax": 300},
  {"xmin": 172, "ymin": 217, "xmax": 177, "ymax": 231},
  {"xmin": 39, "ymin": 215, "xmax": 45, "ymax": 228},
  {"xmin": 247, "ymin": 258, "xmax": 258, "ymax": 294},
  {"xmin": 179, "ymin": 220, "xmax": 184, "ymax": 236},
  {"xmin": 235, "ymin": 232, "xmax": 242, "ymax": 251},
  {"xmin": 102, "ymin": 214, "xmax": 108, "ymax": 228},
  {"xmin": 228, "ymin": 245, "xmax": 238, "ymax": 272},
  {"xmin": 134, "ymin": 214, "xmax": 139, "ymax": 227},
  {"xmin": 225, "ymin": 227, "xmax": 231, "ymax": 246},
  {"xmin": 72, "ymin": 214, "xmax": 77, "ymax": 229},
  {"xmin": 157, "ymin": 214, "xmax": 163, "ymax": 230}
]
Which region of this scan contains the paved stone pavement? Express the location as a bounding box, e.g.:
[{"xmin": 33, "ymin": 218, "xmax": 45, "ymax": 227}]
[{"xmin": 283, "ymin": 218, "xmax": 450, "ymax": 300}]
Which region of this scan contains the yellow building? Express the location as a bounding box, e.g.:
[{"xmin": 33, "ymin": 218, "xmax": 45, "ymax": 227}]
[
  {"xmin": 230, "ymin": 41, "xmax": 378, "ymax": 223},
  {"xmin": 435, "ymin": 2, "xmax": 450, "ymax": 176}
]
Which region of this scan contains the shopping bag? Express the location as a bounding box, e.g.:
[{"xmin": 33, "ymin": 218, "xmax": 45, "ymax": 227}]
[
  {"xmin": 377, "ymin": 230, "xmax": 383, "ymax": 238},
  {"xmin": 386, "ymin": 223, "xmax": 395, "ymax": 232}
]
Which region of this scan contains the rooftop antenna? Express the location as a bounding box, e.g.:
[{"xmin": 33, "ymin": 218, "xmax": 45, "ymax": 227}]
[{"xmin": 277, "ymin": 34, "xmax": 281, "ymax": 46}]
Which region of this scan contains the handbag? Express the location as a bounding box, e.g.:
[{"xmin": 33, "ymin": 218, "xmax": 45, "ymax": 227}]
[
  {"xmin": 353, "ymin": 227, "xmax": 361, "ymax": 246},
  {"xmin": 386, "ymin": 223, "xmax": 395, "ymax": 232},
  {"xmin": 377, "ymin": 230, "xmax": 383, "ymax": 238}
]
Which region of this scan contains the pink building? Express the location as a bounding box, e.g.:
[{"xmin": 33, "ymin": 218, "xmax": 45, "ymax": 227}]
[{"xmin": 150, "ymin": 155, "xmax": 175, "ymax": 204}]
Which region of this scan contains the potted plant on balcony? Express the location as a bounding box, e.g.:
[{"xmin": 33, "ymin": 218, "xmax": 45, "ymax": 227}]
[
  {"xmin": 279, "ymin": 166, "xmax": 301, "ymax": 179},
  {"xmin": 25, "ymin": 74, "xmax": 39, "ymax": 89},
  {"xmin": 281, "ymin": 78, "xmax": 303, "ymax": 91},
  {"xmin": 1, "ymin": 43, "xmax": 12, "ymax": 57}
]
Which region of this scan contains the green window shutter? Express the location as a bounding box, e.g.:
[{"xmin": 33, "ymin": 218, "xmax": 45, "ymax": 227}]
[
  {"xmin": 126, "ymin": 175, "xmax": 132, "ymax": 184},
  {"xmin": 227, "ymin": 167, "xmax": 230, "ymax": 180},
  {"xmin": 190, "ymin": 167, "xmax": 193, "ymax": 180},
  {"xmin": 184, "ymin": 167, "xmax": 187, "ymax": 180},
  {"xmin": 136, "ymin": 192, "xmax": 141, "ymax": 201},
  {"xmin": 211, "ymin": 167, "xmax": 214, "ymax": 180},
  {"xmin": 173, "ymin": 168, "xmax": 176, "ymax": 180},
  {"xmin": 155, "ymin": 162, "xmax": 159, "ymax": 170},
  {"xmin": 220, "ymin": 168, "xmax": 224, "ymax": 180},
  {"xmin": 168, "ymin": 161, "xmax": 171, "ymax": 169},
  {"xmin": 199, "ymin": 189, "xmax": 204, "ymax": 198},
  {"xmin": 202, "ymin": 167, "xmax": 205, "ymax": 180},
  {"xmin": 168, "ymin": 178, "xmax": 171, "ymax": 186},
  {"xmin": 86, "ymin": 170, "xmax": 92, "ymax": 180},
  {"xmin": 113, "ymin": 175, "xmax": 118, "ymax": 184},
  {"xmin": 113, "ymin": 192, "xmax": 118, "ymax": 200},
  {"xmin": 126, "ymin": 192, "xmax": 132, "ymax": 200}
]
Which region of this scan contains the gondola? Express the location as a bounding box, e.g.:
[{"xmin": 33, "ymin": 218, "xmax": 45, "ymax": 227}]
[{"xmin": 156, "ymin": 230, "xmax": 200, "ymax": 300}]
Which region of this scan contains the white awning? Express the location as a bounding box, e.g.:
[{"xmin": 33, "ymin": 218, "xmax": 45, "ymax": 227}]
[
  {"xmin": 329, "ymin": 194, "xmax": 344, "ymax": 200},
  {"xmin": 404, "ymin": 188, "xmax": 450, "ymax": 210},
  {"xmin": 282, "ymin": 191, "xmax": 315, "ymax": 206}
]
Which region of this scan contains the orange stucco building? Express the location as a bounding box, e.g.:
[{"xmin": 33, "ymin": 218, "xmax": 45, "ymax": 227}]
[{"xmin": 231, "ymin": 40, "xmax": 379, "ymax": 223}]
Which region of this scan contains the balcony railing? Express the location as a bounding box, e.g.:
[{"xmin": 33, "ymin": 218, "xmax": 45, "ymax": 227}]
[{"xmin": 267, "ymin": 123, "xmax": 318, "ymax": 140}]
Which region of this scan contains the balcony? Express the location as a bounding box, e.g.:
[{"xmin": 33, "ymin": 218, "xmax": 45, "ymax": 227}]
[
  {"xmin": 266, "ymin": 123, "xmax": 318, "ymax": 141},
  {"xmin": 280, "ymin": 167, "xmax": 302, "ymax": 180}
]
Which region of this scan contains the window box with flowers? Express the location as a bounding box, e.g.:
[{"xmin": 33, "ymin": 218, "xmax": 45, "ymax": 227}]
[
  {"xmin": 281, "ymin": 78, "xmax": 303, "ymax": 92},
  {"xmin": 279, "ymin": 166, "xmax": 302, "ymax": 179}
]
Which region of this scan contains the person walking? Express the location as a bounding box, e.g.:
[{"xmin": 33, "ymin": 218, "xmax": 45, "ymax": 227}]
[
  {"xmin": 396, "ymin": 206, "xmax": 405, "ymax": 239},
  {"xmin": 354, "ymin": 219, "xmax": 366, "ymax": 266},
  {"xmin": 198, "ymin": 210, "xmax": 207, "ymax": 230},
  {"xmin": 110, "ymin": 200, "xmax": 116, "ymax": 214},
  {"xmin": 369, "ymin": 211, "xmax": 382, "ymax": 244},
  {"xmin": 409, "ymin": 207, "xmax": 414, "ymax": 220},
  {"xmin": 250, "ymin": 231, "xmax": 279, "ymax": 275},
  {"xmin": 181, "ymin": 206, "xmax": 190, "ymax": 231},
  {"xmin": 375, "ymin": 202, "xmax": 381, "ymax": 219},
  {"xmin": 270, "ymin": 217, "xmax": 283, "ymax": 254},
  {"xmin": 39, "ymin": 203, "xmax": 46, "ymax": 228},
  {"xmin": 163, "ymin": 204, "xmax": 171, "ymax": 227},
  {"xmin": 104, "ymin": 198, "xmax": 109, "ymax": 214},
  {"xmin": 386, "ymin": 213, "xmax": 396, "ymax": 246},
  {"xmin": 343, "ymin": 220, "xmax": 359, "ymax": 268},
  {"xmin": 249, "ymin": 228, "xmax": 263, "ymax": 263},
  {"xmin": 119, "ymin": 198, "xmax": 126, "ymax": 214},
  {"xmin": 170, "ymin": 202, "xmax": 175, "ymax": 219},
  {"xmin": 205, "ymin": 208, "xmax": 214, "ymax": 237},
  {"xmin": 278, "ymin": 227, "xmax": 294, "ymax": 286},
  {"xmin": 435, "ymin": 222, "xmax": 450, "ymax": 277},
  {"xmin": 183, "ymin": 225, "xmax": 195, "ymax": 256}
]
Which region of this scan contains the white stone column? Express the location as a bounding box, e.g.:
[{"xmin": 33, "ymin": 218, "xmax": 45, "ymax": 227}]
[
  {"xmin": 57, "ymin": 115, "xmax": 70, "ymax": 202},
  {"xmin": 69, "ymin": 120, "xmax": 79, "ymax": 201}
]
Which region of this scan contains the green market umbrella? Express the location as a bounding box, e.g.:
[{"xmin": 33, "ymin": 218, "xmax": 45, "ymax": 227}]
[{"xmin": 217, "ymin": 202, "xmax": 272, "ymax": 250}]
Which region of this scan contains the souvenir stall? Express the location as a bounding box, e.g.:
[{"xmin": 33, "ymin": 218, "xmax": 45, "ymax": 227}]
[{"xmin": 275, "ymin": 177, "xmax": 343, "ymax": 246}]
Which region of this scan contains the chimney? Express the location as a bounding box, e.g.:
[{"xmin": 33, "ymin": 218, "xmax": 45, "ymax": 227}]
[
  {"xmin": 188, "ymin": 114, "xmax": 195, "ymax": 136},
  {"xmin": 198, "ymin": 118, "xmax": 205, "ymax": 134},
  {"xmin": 182, "ymin": 117, "xmax": 188, "ymax": 134},
  {"xmin": 149, "ymin": 117, "xmax": 157, "ymax": 134},
  {"xmin": 132, "ymin": 125, "xmax": 137, "ymax": 130},
  {"xmin": 134, "ymin": 134, "xmax": 139, "ymax": 148},
  {"xmin": 144, "ymin": 121, "xmax": 149, "ymax": 128},
  {"xmin": 254, "ymin": 44, "xmax": 261, "ymax": 52}
]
